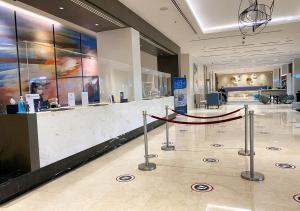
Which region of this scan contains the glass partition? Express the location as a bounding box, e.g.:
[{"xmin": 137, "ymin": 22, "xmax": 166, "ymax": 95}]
[
  {"xmin": 141, "ymin": 68, "xmax": 171, "ymax": 99},
  {"xmin": 17, "ymin": 41, "xmax": 100, "ymax": 107},
  {"xmin": 56, "ymin": 47, "xmax": 83, "ymax": 105},
  {"xmin": 18, "ymin": 41, "xmax": 57, "ymax": 104},
  {"xmin": 100, "ymin": 58, "xmax": 133, "ymax": 103},
  {"xmin": 162, "ymin": 72, "xmax": 171, "ymax": 97}
]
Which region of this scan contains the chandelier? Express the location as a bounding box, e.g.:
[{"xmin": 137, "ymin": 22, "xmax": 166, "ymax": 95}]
[{"xmin": 238, "ymin": 0, "xmax": 275, "ymax": 36}]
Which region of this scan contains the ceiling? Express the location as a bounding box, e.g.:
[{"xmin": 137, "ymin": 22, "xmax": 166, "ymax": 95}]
[
  {"xmin": 8, "ymin": 0, "xmax": 173, "ymax": 57},
  {"xmin": 119, "ymin": 0, "xmax": 300, "ymax": 73}
]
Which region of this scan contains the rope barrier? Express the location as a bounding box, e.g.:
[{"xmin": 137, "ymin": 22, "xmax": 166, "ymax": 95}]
[
  {"xmin": 170, "ymin": 107, "xmax": 244, "ymax": 119},
  {"xmin": 149, "ymin": 114, "xmax": 243, "ymax": 125}
]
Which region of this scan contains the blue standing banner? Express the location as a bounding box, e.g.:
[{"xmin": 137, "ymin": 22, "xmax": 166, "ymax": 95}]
[{"xmin": 173, "ymin": 77, "xmax": 187, "ymax": 114}]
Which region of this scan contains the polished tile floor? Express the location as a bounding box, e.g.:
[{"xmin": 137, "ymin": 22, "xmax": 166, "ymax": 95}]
[{"xmin": 1, "ymin": 103, "xmax": 300, "ymax": 211}]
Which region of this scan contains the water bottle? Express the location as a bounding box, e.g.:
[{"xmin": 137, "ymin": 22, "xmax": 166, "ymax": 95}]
[{"xmin": 18, "ymin": 96, "xmax": 26, "ymax": 113}]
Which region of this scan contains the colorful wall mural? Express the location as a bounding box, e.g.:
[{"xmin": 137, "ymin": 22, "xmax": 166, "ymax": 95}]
[
  {"xmin": 0, "ymin": 6, "xmax": 19, "ymax": 113},
  {"xmin": 0, "ymin": 4, "xmax": 99, "ymax": 112}
]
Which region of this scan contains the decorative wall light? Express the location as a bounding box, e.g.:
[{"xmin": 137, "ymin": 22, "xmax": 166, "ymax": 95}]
[
  {"xmin": 238, "ymin": 0, "xmax": 275, "ymax": 36},
  {"xmin": 251, "ymin": 73, "xmax": 257, "ymax": 79}
]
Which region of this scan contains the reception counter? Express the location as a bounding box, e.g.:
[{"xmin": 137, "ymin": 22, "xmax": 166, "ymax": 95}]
[
  {"xmin": 37, "ymin": 97, "xmax": 174, "ymax": 167},
  {"xmin": 1, "ymin": 96, "xmax": 174, "ymax": 169},
  {"xmin": 259, "ymin": 89, "xmax": 287, "ymax": 96},
  {"xmin": 0, "ymin": 97, "xmax": 174, "ymax": 203}
]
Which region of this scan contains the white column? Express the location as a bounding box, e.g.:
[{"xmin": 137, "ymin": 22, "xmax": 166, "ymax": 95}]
[
  {"xmin": 180, "ymin": 54, "xmax": 205, "ymax": 109},
  {"xmin": 180, "ymin": 54, "xmax": 193, "ymax": 109},
  {"xmin": 273, "ymin": 68, "xmax": 280, "ymax": 88},
  {"xmin": 97, "ymin": 27, "xmax": 142, "ymax": 102},
  {"xmin": 293, "ymin": 58, "xmax": 300, "ymax": 97},
  {"xmin": 130, "ymin": 29, "xmax": 143, "ymax": 101}
]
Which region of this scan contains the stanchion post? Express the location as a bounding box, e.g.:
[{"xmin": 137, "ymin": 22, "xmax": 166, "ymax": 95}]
[
  {"xmin": 138, "ymin": 111, "xmax": 156, "ymax": 171},
  {"xmin": 238, "ymin": 104, "xmax": 251, "ymax": 156},
  {"xmin": 161, "ymin": 105, "xmax": 175, "ymax": 151},
  {"xmin": 241, "ymin": 110, "xmax": 264, "ymax": 181}
]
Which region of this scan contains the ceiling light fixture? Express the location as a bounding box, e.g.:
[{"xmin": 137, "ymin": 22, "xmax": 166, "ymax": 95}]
[
  {"xmin": 59, "ymin": 6, "xmax": 64, "ymax": 10},
  {"xmin": 238, "ymin": 0, "xmax": 275, "ymax": 36},
  {"xmin": 186, "ymin": 0, "xmax": 299, "ymax": 34},
  {"xmin": 160, "ymin": 6, "xmax": 168, "ymax": 11},
  {"xmin": 95, "ymin": 23, "xmax": 99, "ymax": 26}
]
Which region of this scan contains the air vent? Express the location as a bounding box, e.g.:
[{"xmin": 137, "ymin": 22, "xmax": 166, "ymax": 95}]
[
  {"xmin": 70, "ymin": 0, "xmax": 126, "ymax": 27},
  {"xmin": 170, "ymin": 0, "xmax": 197, "ymax": 34}
]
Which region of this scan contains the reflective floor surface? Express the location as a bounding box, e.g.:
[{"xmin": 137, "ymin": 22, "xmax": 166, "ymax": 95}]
[{"xmin": 1, "ymin": 103, "xmax": 300, "ymax": 211}]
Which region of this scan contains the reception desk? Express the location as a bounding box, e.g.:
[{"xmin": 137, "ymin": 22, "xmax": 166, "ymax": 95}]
[
  {"xmin": 37, "ymin": 97, "xmax": 174, "ymax": 167},
  {"xmin": 0, "ymin": 97, "xmax": 174, "ymax": 203},
  {"xmin": 1, "ymin": 97, "xmax": 174, "ymax": 169},
  {"xmin": 259, "ymin": 89, "xmax": 287, "ymax": 96}
]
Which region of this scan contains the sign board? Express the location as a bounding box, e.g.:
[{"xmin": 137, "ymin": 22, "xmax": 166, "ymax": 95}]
[
  {"xmin": 173, "ymin": 77, "xmax": 187, "ymax": 114},
  {"xmin": 25, "ymin": 94, "xmax": 40, "ymax": 113}
]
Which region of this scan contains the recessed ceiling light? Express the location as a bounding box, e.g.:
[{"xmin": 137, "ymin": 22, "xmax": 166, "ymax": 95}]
[
  {"xmin": 160, "ymin": 6, "xmax": 168, "ymax": 11},
  {"xmin": 95, "ymin": 23, "xmax": 99, "ymax": 26},
  {"xmin": 59, "ymin": 6, "xmax": 64, "ymax": 10}
]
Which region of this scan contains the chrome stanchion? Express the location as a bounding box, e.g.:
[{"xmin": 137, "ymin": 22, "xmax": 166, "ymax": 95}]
[
  {"xmin": 161, "ymin": 105, "xmax": 175, "ymax": 151},
  {"xmin": 138, "ymin": 111, "xmax": 156, "ymax": 171},
  {"xmin": 238, "ymin": 104, "xmax": 251, "ymax": 156},
  {"xmin": 241, "ymin": 110, "xmax": 264, "ymax": 181}
]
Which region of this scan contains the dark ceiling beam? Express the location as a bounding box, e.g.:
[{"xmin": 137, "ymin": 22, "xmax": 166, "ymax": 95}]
[{"xmin": 85, "ymin": 0, "xmax": 180, "ymax": 55}]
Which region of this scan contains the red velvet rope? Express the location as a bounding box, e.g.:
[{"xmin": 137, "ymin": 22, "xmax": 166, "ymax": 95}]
[
  {"xmin": 149, "ymin": 114, "xmax": 243, "ymax": 125},
  {"xmin": 170, "ymin": 107, "xmax": 244, "ymax": 119}
]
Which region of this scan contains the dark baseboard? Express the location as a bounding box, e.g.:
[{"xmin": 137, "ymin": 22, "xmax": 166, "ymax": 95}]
[{"xmin": 0, "ymin": 113, "xmax": 175, "ymax": 204}]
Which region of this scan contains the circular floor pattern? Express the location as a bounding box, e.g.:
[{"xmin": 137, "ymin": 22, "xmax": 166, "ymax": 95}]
[
  {"xmin": 266, "ymin": 147, "xmax": 282, "ymax": 151},
  {"xmin": 191, "ymin": 183, "xmax": 214, "ymax": 192},
  {"xmin": 275, "ymin": 163, "xmax": 296, "ymax": 169},
  {"xmin": 203, "ymin": 158, "xmax": 219, "ymax": 163},
  {"xmin": 293, "ymin": 194, "xmax": 300, "ymax": 203},
  {"xmin": 211, "ymin": 144, "xmax": 224, "ymax": 148},
  {"xmin": 116, "ymin": 175, "xmax": 135, "ymax": 182}
]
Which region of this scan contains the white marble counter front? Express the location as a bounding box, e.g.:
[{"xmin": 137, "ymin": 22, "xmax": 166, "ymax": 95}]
[{"xmin": 36, "ymin": 97, "xmax": 174, "ymax": 167}]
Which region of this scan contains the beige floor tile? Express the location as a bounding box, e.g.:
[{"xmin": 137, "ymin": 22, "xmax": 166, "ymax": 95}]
[{"xmin": 1, "ymin": 103, "xmax": 300, "ymax": 211}]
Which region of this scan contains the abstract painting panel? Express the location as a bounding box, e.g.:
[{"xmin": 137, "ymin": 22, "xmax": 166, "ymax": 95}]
[
  {"xmin": 81, "ymin": 34, "xmax": 98, "ymax": 77},
  {"xmin": 0, "ymin": 5, "xmax": 19, "ymax": 113}
]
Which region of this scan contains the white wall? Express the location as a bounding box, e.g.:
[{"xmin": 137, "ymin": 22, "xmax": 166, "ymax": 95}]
[
  {"xmin": 282, "ymin": 64, "xmax": 289, "ymax": 75},
  {"xmin": 181, "ymin": 54, "xmax": 205, "ymax": 109}
]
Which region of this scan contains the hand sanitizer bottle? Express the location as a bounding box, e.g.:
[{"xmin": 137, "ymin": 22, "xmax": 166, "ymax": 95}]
[{"xmin": 18, "ymin": 96, "xmax": 26, "ymax": 113}]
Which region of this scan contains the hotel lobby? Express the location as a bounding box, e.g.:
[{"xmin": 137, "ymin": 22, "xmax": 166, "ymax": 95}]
[{"xmin": 0, "ymin": 0, "xmax": 300, "ymax": 210}]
